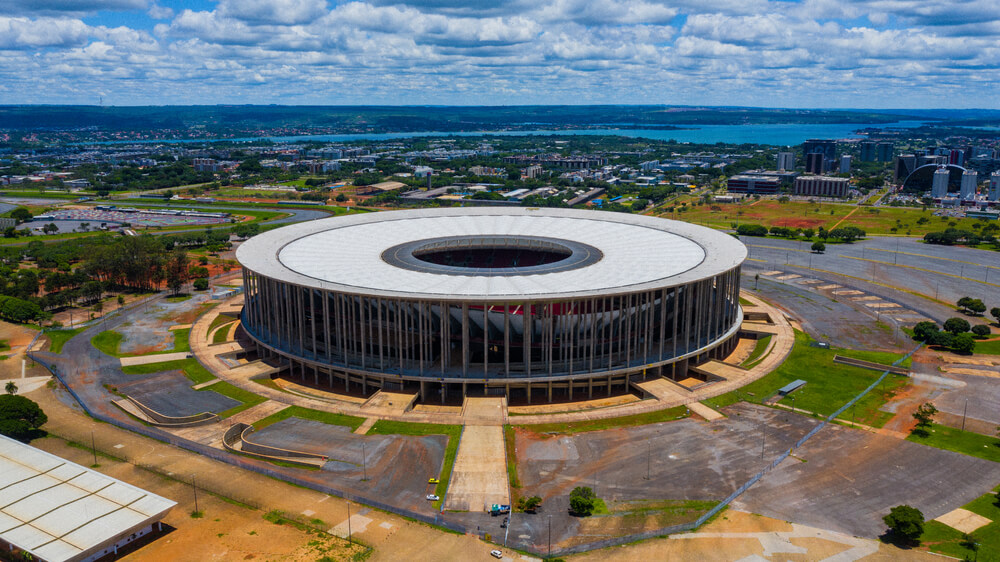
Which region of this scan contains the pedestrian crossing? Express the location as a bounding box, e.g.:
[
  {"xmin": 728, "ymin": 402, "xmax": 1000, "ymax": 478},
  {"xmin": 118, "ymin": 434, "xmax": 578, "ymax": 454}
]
[{"xmin": 756, "ymin": 270, "xmax": 928, "ymax": 322}]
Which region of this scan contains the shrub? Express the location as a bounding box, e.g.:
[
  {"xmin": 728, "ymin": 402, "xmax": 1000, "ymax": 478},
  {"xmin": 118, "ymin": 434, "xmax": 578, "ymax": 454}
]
[
  {"xmin": 971, "ymin": 325, "xmax": 991, "ymax": 338},
  {"xmin": 569, "ymin": 486, "xmax": 596, "ymax": 516}
]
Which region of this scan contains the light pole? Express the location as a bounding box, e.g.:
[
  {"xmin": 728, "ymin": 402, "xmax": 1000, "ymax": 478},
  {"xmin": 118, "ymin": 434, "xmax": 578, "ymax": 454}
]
[
  {"xmin": 962, "ymin": 399, "xmax": 968, "ymax": 432},
  {"xmin": 760, "ymin": 423, "xmax": 766, "ymax": 460},
  {"xmin": 346, "ymin": 501, "xmax": 352, "ymax": 545},
  {"xmin": 192, "ymin": 477, "xmax": 199, "ymax": 514},
  {"xmin": 361, "ymin": 442, "xmax": 367, "ymax": 481},
  {"xmin": 91, "ymin": 431, "xmax": 97, "ymax": 467},
  {"xmin": 547, "ymin": 515, "xmax": 552, "ymax": 557}
]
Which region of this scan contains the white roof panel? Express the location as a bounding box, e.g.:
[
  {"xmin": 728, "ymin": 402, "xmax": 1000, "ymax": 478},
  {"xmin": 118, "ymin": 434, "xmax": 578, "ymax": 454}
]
[
  {"xmin": 238, "ymin": 208, "xmax": 747, "ymax": 302},
  {"xmin": 0, "ymin": 434, "xmax": 176, "ymax": 562}
]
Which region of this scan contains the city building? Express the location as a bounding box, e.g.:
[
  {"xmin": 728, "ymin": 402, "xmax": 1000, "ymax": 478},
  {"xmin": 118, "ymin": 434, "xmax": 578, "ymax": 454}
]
[
  {"xmin": 805, "ymin": 153, "xmax": 825, "ymax": 174},
  {"xmin": 0, "ymin": 434, "xmax": 176, "ymax": 562},
  {"xmin": 960, "ymin": 170, "xmax": 978, "ymax": 200},
  {"xmin": 523, "ymin": 165, "xmax": 543, "ymax": 179},
  {"xmin": 793, "ymin": 176, "xmax": 850, "ymax": 198},
  {"xmin": 192, "ymin": 158, "xmax": 222, "ymax": 172},
  {"xmin": 859, "ymin": 141, "xmax": 877, "ymax": 162},
  {"xmin": 237, "ymin": 208, "xmax": 746, "ymax": 402},
  {"xmin": 727, "ymin": 174, "xmax": 781, "ymax": 194},
  {"xmin": 876, "ymin": 142, "xmax": 894, "ymax": 162},
  {"xmin": 950, "ymin": 149, "xmax": 965, "ymax": 166},
  {"xmin": 776, "ymin": 152, "xmax": 794, "ymax": 171},
  {"xmin": 990, "ymin": 171, "xmax": 1000, "ymax": 202},
  {"xmin": 840, "ymin": 154, "xmax": 852, "ymax": 174},
  {"xmin": 932, "ymin": 166, "xmax": 951, "ymax": 198},
  {"xmin": 803, "ymin": 139, "xmax": 837, "ymax": 160}
]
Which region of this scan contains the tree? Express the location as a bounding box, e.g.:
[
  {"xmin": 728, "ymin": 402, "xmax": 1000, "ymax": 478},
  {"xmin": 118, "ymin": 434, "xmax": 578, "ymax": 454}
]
[
  {"xmin": 4, "ymin": 381, "xmax": 16, "ymax": 395},
  {"xmin": 968, "ymin": 299, "xmax": 987, "ymax": 315},
  {"xmin": 953, "ymin": 333, "xmax": 976, "ymax": 354},
  {"xmin": 165, "ymin": 250, "xmax": 190, "ymax": 295},
  {"xmin": 0, "ymin": 395, "xmax": 47, "ymax": 442},
  {"xmin": 957, "ymin": 296, "xmax": 974, "ymax": 312},
  {"xmin": 811, "ymin": 241, "xmax": 825, "ymax": 253},
  {"xmin": 882, "ymin": 505, "xmax": 924, "ymax": 544},
  {"xmin": 9, "ymin": 207, "xmax": 31, "ymax": 223},
  {"xmin": 912, "ymin": 402, "xmax": 938, "ymax": 431},
  {"xmin": 912, "ymin": 321, "xmax": 939, "ymax": 342},
  {"xmin": 193, "ymin": 278, "xmax": 209, "ymax": 291},
  {"xmin": 972, "ymin": 325, "xmax": 991, "ymax": 338},
  {"xmin": 992, "ymin": 307, "xmax": 1000, "ymax": 326},
  {"xmin": 943, "ymin": 317, "xmax": 971, "ymax": 334},
  {"xmin": 929, "ymin": 330, "xmax": 953, "ymax": 348},
  {"xmin": 802, "ymin": 228, "xmax": 815, "ymax": 239},
  {"xmin": 568, "ymin": 486, "xmax": 596, "ymax": 516},
  {"xmin": 42, "ymin": 223, "xmax": 59, "ymax": 235},
  {"xmin": 516, "ymin": 495, "xmax": 542, "ymax": 513}
]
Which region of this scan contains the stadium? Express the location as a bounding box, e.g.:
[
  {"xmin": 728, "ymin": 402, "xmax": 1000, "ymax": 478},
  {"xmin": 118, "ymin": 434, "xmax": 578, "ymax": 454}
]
[{"xmin": 236, "ymin": 208, "xmax": 747, "ymax": 403}]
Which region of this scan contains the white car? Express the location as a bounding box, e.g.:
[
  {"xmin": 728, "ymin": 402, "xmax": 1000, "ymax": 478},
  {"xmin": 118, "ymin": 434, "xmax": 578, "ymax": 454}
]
[
  {"xmin": 426, "ymin": 494, "xmax": 440, "ymax": 501},
  {"xmin": 490, "ymin": 550, "xmax": 503, "ymax": 559}
]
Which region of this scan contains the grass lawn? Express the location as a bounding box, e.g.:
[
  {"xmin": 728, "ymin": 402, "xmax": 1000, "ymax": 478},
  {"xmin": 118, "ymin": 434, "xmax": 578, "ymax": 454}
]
[
  {"xmin": 252, "ymin": 405, "xmax": 365, "ymax": 431},
  {"xmin": 516, "ymin": 405, "xmax": 689, "ymax": 435},
  {"xmin": 738, "ymin": 297, "xmax": 754, "ymax": 306},
  {"xmin": 172, "ymin": 328, "xmax": 191, "ymax": 353},
  {"xmin": 906, "ymin": 423, "xmax": 1000, "ymax": 463},
  {"xmin": 212, "ymin": 323, "xmax": 235, "ymax": 344},
  {"xmin": 740, "ymin": 335, "xmax": 773, "ymax": 368},
  {"xmin": 974, "ymin": 339, "xmax": 1000, "ymax": 355},
  {"xmin": 208, "ymin": 314, "xmax": 236, "ymax": 332},
  {"xmin": 704, "ymin": 330, "xmax": 910, "ymax": 427},
  {"xmin": 503, "ymin": 425, "xmax": 520, "ymax": 489},
  {"xmin": 920, "ymin": 485, "xmax": 1000, "ymax": 560},
  {"xmin": 367, "ymin": 420, "xmax": 462, "ymax": 509},
  {"xmin": 210, "ymin": 381, "xmax": 266, "ymax": 419},
  {"xmin": 45, "ymin": 328, "xmax": 84, "ymax": 353},
  {"xmin": 91, "ymin": 330, "xmax": 124, "ymax": 357},
  {"xmin": 121, "ymin": 358, "xmax": 215, "ymax": 384},
  {"xmin": 165, "ymin": 294, "xmax": 192, "ymax": 303}
]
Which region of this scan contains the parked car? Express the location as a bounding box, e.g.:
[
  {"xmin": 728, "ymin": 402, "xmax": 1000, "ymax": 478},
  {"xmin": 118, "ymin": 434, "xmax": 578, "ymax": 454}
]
[
  {"xmin": 426, "ymin": 494, "xmax": 440, "ymax": 501},
  {"xmin": 490, "ymin": 550, "xmax": 503, "ymax": 559}
]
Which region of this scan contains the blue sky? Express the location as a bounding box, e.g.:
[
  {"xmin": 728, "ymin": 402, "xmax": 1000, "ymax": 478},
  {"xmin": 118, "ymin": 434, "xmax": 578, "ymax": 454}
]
[{"xmin": 1, "ymin": 0, "xmax": 998, "ymax": 108}]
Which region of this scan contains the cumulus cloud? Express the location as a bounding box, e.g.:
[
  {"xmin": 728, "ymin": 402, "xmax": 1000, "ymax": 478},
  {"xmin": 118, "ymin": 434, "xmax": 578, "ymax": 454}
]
[{"xmin": 0, "ymin": 0, "xmax": 997, "ymax": 107}]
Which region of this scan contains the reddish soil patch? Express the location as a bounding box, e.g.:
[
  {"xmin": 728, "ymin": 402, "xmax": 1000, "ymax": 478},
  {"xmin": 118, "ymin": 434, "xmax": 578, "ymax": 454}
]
[
  {"xmin": 127, "ymin": 343, "xmax": 167, "ymax": 355},
  {"xmin": 772, "ymin": 218, "xmax": 826, "ymax": 229}
]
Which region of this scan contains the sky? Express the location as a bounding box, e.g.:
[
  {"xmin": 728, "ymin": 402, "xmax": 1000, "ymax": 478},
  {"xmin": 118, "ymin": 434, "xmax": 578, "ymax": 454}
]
[{"xmin": 0, "ymin": 0, "xmax": 998, "ymax": 108}]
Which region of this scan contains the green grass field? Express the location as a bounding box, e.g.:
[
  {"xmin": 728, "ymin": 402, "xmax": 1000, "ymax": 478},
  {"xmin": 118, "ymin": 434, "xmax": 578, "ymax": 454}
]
[
  {"xmin": 45, "ymin": 328, "xmax": 85, "ymax": 353},
  {"xmin": 705, "ymin": 330, "xmax": 910, "ymax": 427},
  {"xmin": 90, "ymin": 330, "xmax": 124, "ymax": 357},
  {"xmin": 252, "ymin": 405, "xmax": 366, "ymax": 431},
  {"xmin": 906, "ymin": 423, "xmax": 1000, "ymax": 463},
  {"xmin": 516, "ymin": 405, "xmax": 690, "ymax": 435},
  {"xmin": 121, "ymin": 358, "xmax": 215, "ymax": 384},
  {"xmin": 212, "ymin": 323, "xmax": 235, "ymax": 344},
  {"xmin": 920, "ymin": 486, "xmax": 1000, "ymax": 560},
  {"xmin": 974, "ymin": 339, "xmax": 1000, "ymax": 355},
  {"xmin": 503, "ymin": 425, "xmax": 520, "ymax": 489},
  {"xmin": 367, "ymin": 420, "xmax": 462, "ymax": 509},
  {"xmin": 666, "ymin": 199, "xmax": 988, "ymax": 237}
]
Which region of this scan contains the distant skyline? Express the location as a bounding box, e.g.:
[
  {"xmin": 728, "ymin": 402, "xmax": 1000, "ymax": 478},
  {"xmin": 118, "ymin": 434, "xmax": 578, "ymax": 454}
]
[{"xmin": 1, "ymin": 0, "xmax": 998, "ymax": 109}]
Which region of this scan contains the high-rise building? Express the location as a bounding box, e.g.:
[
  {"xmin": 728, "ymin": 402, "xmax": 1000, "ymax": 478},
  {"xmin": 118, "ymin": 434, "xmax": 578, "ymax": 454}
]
[
  {"xmin": 932, "ymin": 166, "xmax": 950, "ymax": 198},
  {"xmin": 959, "ymin": 170, "xmax": 979, "ymax": 201},
  {"xmin": 876, "ymin": 142, "xmax": 894, "ymax": 162},
  {"xmin": 803, "ymin": 139, "xmax": 837, "ymax": 159},
  {"xmin": 960, "ymin": 170, "xmax": 978, "ymax": 200},
  {"xmin": 949, "ymin": 149, "xmax": 965, "ymax": 166},
  {"xmin": 805, "ymin": 153, "xmax": 825, "ymax": 174},
  {"xmin": 776, "ymin": 152, "xmax": 795, "ymax": 171},
  {"xmin": 894, "ymin": 154, "xmax": 917, "ymax": 183},
  {"xmin": 794, "ymin": 176, "xmax": 850, "ymax": 198},
  {"xmin": 990, "ymin": 171, "xmax": 1000, "ymax": 202},
  {"xmin": 859, "ymin": 141, "xmax": 877, "ymax": 162},
  {"xmin": 840, "ymin": 154, "xmax": 852, "ymax": 174}
]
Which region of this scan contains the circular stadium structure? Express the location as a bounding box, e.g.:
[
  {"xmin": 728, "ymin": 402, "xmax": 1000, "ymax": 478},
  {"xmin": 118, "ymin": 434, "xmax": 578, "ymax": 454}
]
[{"xmin": 236, "ymin": 208, "xmax": 747, "ymax": 403}]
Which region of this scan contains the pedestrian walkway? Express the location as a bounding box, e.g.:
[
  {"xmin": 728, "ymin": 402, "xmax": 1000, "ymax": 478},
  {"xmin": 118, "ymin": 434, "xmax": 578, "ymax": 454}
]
[
  {"xmin": 442, "ymin": 425, "xmax": 508, "ymax": 512},
  {"xmin": 120, "ymin": 351, "xmax": 191, "ymax": 366}
]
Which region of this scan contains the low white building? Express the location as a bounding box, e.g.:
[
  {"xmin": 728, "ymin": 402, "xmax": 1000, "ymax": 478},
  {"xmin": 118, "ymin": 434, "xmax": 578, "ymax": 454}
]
[{"xmin": 0, "ymin": 434, "xmax": 176, "ymax": 562}]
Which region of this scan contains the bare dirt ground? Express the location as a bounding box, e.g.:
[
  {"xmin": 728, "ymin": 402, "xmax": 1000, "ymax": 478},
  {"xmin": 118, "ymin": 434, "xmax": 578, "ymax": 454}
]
[
  {"xmin": 29, "ymin": 435, "xmax": 369, "ymax": 562},
  {"xmin": 0, "ymin": 320, "xmax": 47, "ymax": 380}
]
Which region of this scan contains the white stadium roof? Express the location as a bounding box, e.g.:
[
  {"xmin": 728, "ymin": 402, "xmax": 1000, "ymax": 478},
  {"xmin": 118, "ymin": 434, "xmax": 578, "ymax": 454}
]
[
  {"xmin": 238, "ymin": 207, "xmax": 747, "ymax": 301},
  {"xmin": 0, "ymin": 434, "xmax": 176, "ymax": 562}
]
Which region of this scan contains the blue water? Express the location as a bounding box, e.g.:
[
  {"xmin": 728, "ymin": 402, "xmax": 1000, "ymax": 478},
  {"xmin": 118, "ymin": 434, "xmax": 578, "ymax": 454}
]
[{"xmin": 79, "ymin": 120, "xmax": 927, "ymax": 147}]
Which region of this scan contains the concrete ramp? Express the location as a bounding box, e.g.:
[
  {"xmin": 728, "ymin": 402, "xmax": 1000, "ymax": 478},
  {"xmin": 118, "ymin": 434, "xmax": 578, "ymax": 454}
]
[
  {"xmin": 442, "ymin": 425, "xmax": 509, "ymax": 512},
  {"xmin": 631, "ymin": 377, "xmax": 688, "ymax": 400},
  {"xmin": 690, "ymin": 360, "xmax": 747, "ymax": 381},
  {"xmin": 361, "ymin": 391, "xmax": 418, "ymax": 415}
]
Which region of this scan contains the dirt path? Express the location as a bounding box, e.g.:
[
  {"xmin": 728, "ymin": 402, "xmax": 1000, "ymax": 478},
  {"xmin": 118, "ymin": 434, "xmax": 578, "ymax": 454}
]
[{"xmin": 829, "ymin": 206, "xmax": 859, "ymax": 230}]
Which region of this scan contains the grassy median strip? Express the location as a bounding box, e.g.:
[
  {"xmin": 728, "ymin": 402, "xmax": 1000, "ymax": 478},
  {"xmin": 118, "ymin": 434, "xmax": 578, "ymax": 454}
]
[
  {"xmin": 367, "ymin": 420, "xmax": 461, "ymax": 510},
  {"xmin": 253, "ymin": 406, "xmax": 366, "ymax": 431},
  {"xmin": 906, "ymin": 423, "xmax": 1000, "ymax": 463},
  {"xmin": 705, "ymin": 330, "xmax": 909, "ymax": 427},
  {"xmin": 740, "ymin": 334, "xmax": 772, "ymax": 368},
  {"xmin": 212, "ymin": 323, "xmax": 235, "ymax": 344},
  {"xmin": 503, "ymin": 424, "xmax": 520, "ymax": 489},
  {"xmin": 121, "ymin": 358, "xmax": 215, "ymax": 384},
  {"xmin": 46, "ymin": 327, "xmax": 85, "ymax": 353},
  {"xmin": 516, "ymin": 405, "xmax": 690, "ymax": 435}
]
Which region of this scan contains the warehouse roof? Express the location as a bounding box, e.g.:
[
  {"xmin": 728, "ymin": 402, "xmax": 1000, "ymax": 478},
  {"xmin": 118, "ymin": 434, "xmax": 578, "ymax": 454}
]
[
  {"xmin": 237, "ymin": 207, "xmax": 747, "ymax": 301},
  {"xmin": 0, "ymin": 434, "xmax": 176, "ymax": 562}
]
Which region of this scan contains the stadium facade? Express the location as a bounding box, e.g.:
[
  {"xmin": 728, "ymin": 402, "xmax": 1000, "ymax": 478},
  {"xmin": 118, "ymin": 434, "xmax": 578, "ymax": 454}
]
[{"xmin": 236, "ymin": 208, "xmax": 747, "ymax": 402}]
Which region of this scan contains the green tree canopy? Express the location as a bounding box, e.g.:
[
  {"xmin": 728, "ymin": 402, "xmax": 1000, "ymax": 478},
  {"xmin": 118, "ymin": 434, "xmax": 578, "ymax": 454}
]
[{"xmin": 0, "ymin": 395, "xmax": 47, "ymax": 442}]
